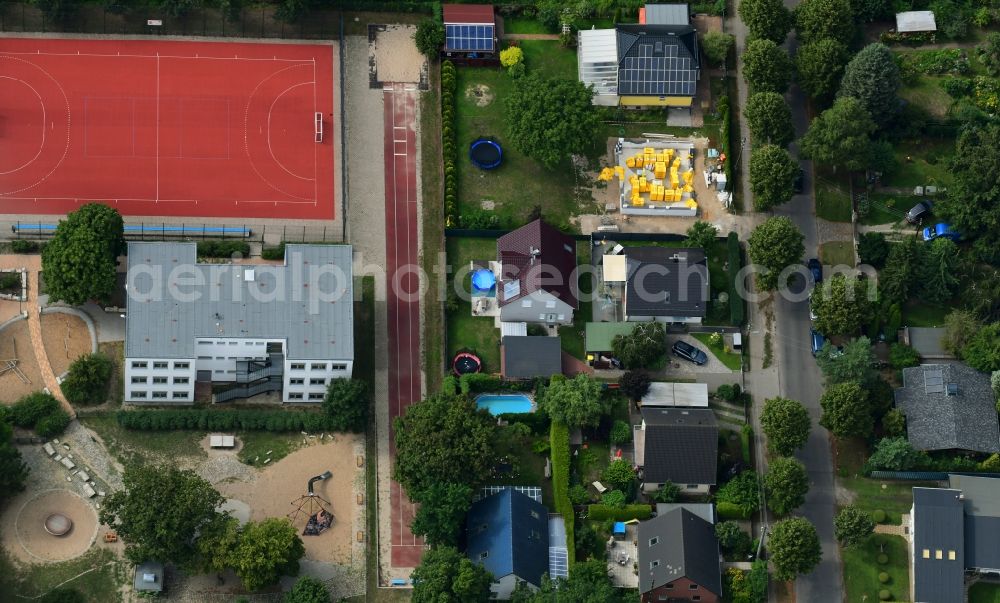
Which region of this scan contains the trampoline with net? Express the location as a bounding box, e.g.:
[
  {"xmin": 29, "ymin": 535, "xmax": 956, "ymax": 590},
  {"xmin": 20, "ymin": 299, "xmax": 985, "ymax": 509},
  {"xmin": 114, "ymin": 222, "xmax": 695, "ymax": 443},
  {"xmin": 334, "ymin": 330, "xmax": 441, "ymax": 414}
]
[{"xmin": 453, "ymin": 352, "xmax": 482, "ymax": 376}]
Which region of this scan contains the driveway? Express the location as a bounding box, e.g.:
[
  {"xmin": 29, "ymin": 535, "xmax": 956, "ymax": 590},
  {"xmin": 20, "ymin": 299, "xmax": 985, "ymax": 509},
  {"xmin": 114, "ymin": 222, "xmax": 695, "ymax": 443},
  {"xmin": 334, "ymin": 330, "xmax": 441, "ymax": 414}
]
[{"xmin": 664, "ymin": 334, "xmax": 734, "ymax": 375}]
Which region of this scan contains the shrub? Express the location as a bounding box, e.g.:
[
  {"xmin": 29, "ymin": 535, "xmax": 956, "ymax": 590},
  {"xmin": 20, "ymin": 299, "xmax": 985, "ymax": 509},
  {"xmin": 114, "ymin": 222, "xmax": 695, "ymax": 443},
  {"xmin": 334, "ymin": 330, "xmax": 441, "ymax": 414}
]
[
  {"xmin": 586, "ymin": 504, "xmax": 652, "ymax": 521},
  {"xmin": 568, "ymin": 484, "xmax": 590, "ymax": 506},
  {"xmin": 499, "ymin": 46, "xmax": 524, "ymax": 69},
  {"xmin": 36, "ymin": 410, "xmax": 71, "ymax": 438},
  {"xmin": 610, "ymin": 420, "xmax": 632, "ymax": 444},
  {"xmin": 889, "ymin": 343, "xmax": 920, "ymax": 369},
  {"xmin": 10, "ymin": 240, "xmax": 41, "ymax": 253},
  {"xmin": 716, "ymin": 501, "xmax": 749, "ymax": 520},
  {"xmin": 872, "ymin": 509, "xmax": 887, "ymax": 523},
  {"xmin": 196, "ymin": 240, "xmax": 250, "ymax": 258},
  {"xmin": 716, "ymin": 383, "xmax": 742, "ymax": 402},
  {"xmin": 727, "ymin": 233, "xmax": 745, "ymax": 324},
  {"xmin": 879, "ymin": 589, "xmax": 891, "ymax": 601},
  {"xmin": 942, "ymin": 77, "xmax": 974, "ymax": 99},
  {"xmin": 878, "ymin": 572, "xmax": 890, "ymax": 584},
  {"xmin": 260, "ymin": 243, "xmax": 286, "ymax": 260},
  {"xmin": 601, "ymin": 490, "xmax": 626, "ymax": 508},
  {"xmin": 12, "ymin": 392, "xmax": 60, "ymax": 428},
  {"xmin": 62, "ymin": 353, "xmax": 113, "ymax": 406},
  {"xmin": 116, "ymin": 409, "xmax": 336, "ymax": 432},
  {"xmin": 440, "ymin": 61, "xmax": 459, "ymax": 227},
  {"xmin": 877, "ymin": 553, "xmax": 889, "ymax": 564}
]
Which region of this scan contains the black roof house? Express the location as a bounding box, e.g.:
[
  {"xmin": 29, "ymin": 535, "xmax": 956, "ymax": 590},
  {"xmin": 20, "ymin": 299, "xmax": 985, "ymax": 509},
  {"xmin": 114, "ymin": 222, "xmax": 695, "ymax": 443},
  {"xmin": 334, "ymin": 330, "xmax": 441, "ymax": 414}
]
[
  {"xmin": 501, "ymin": 336, "xmax": 562, "ymax": 379},
  {"xmin": 637, "ymin": 507, "xmax": 722, "ymax": 597},
  {"xmin": 623, "ymin": 247, "xmax": 709, "ymax": 319},
  {"xmin": 640, "ymin": 407, "xmax": 718, "ymax": 486},
  {"xmin": 615, "ymin": 24, "xmax": 700, "ymax": 98}
]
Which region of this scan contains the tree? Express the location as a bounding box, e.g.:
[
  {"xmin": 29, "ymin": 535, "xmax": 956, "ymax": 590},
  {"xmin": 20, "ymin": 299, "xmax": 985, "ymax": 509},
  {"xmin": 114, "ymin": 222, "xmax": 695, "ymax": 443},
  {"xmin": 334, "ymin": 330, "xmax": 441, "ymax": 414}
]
[
  {"xmin": 742, "ymin": 39, "xmax": 793, "ymax": 93},
  {"xmin": 880, "ymin": 237, "xmax": 923, "ymax": 306},
  {"xmin": 500, "ymin": 46, "xmax": 524, "ymax": 68},
  {"xmin": 41, "ymin": 203, "xmax": 124, "ymax": 305},
  {"xmin": 505, "ymin": 73, "xmax": 598, "ymax": 169},
  {"xmin": 702, "ymin": 31, "xmax": 735, "ymax": 66},
  {"xmin": 511, "ymin": 559, "xmax": 624, "ymax": 603},
  {"xmin": 228, "ymin": 518, "xmax": 305, "ymax": 591},
  {"xmin": 835, "ymin": 506, "xmax": 875, "ymax": 548},
  {"xmin": 36, "ymin": 409, "xmax": 71, "ymax": 438},
  {"xmin": 685, "ymin": 220, "xmax": 719, "ymax": 250},
  {"xmin": 747, "ymin": 559, "xmax": 769, "ymax": 602},
  {"xmin": 393, "ymin": 395, "xmax": 498, "ymax": 500},
  {"xmin": 800, "ymin": 97, "xmax": 876, "ymax": 172},
  {"xmin": 0, "ymin": 422, "xmax": 28, "ymax": 504},
  {"xmin": 652, "ymin": 482, "xmax": 681, "ymax": 503},
  {"xmin": 413, "ymin": 19, "xmax": 445, "ymax": 58},
  {"xmin": 767, "ymin": 517, "xmax": 822, "ymax": 581},
  {"xmin": 410, "ymin": 482, "xmax": 473, "ymax": 548},
  {"xmin": 610, "ymin": 420, "xmax": 633, "ymax": 444},
  {"xmin": 749, "ymin": 144, "xmax": 797, "ymax": 211},
  {"xmin": 820, "ymin": 381, "xmax": 873, "ymax": 438},
  {"xmin": 411, "ymin": 546, "xmax": 493, "ymax": 603},
  {"xmin": 11, "ymin": 391, "xmax": 60, "ymax": 428},
  {"xmin": 888, "ymin": 343, "xmax": 920, "ymax": 369},
  {"xmin": 716, "ymin": 521, "xmax": 753, "ymax": 558},
  {"xmin": 795, "ymin": 39, "xmax": 849, "ymax": 101},
  {"xmin": 100, "ymin": 465, "xmax": 226, "ymax": 566},
  {"xmin": 811, "ymin": 274, "xmax": 874, "ymax": 337},
  {"xmin": 618, "ymin": 370, "xmax": 651, "ymax": 401},
  {"xmin": 764, "ymin": 457, "xmax": 809, "ymax": 516},
  {"xmin": 284, "ymin": 577, "xmax": 330, "ymax": 603},
  {"xmin": 918, "ymin": 238, "xmax": 962, "ymax": 304},
  {"xmin": 963, "ymin": 322, "xmax": 1000, "ymax": 372},
  {"xmin": 938, "ymin": 125, "xmax": 1000, "ymax": 243},
  {"xmin": 539, "ymin": 374, "xmax": 609, "ymax": 428},
  {"xmin": 838, "ymin": 43, "xmax": 900, "ymax": 128},
  {"xmin": 857, "ymin": 232, "xmax": 889, "ymax": 268},
  {"xmin": 794, "ymin": 0, "xmax": 854, "ymax": 44},
  {"xmin": 745, "ymin": 92, "xmax": 794, "ymax": 147},
  {"xmin": 61, "ymin": 353, "xmax": 113, "ymax": 406},
  {"xmin": 322, "ymin": 378, "xmax": 369, "ymax": 432},
  {"xmin": 602, "ymin": 489, "xmax": 627, "ymax": 507},
  {"xmin": 603, "ymin": 458, "xmax": 637, "ymax": 492},
  {"xmin": 850, "ymin": 0, "xmax": 891, "ymax": 22},
  {"xmin": 761, "ymin": 397, "xmax": 811, "ymax": 456},
  {"xmin": 196, "ymin": 515, "xmax": 241, "ymax": 573},
  {"xmin": 881, "ymin": 408, "xmax": 907, "ymax": 437},
  {"xmin": 738, "ymin": 0, "xmax": 793, "ymax": 43},
  {"xmin": 865, "ymin": 437, "xmax": 927, "ymax": 471},
  {"xmin": 942, "ymin": 309, "xmax": 981, "ymax": 356},
  {"xmin": 747, "ymin": 216, "xmax": 805, "ymax": 291},
  {"xmin": 978, "ymin": 32, "xmax": 1000, "ymax": 75},
  {"xmin": 611, "ymin": 322, "xmax": 665, "ymax": 369},
  {"xmin": 716, "ymin": 470, "xmax": 761, "ymax": 516}
]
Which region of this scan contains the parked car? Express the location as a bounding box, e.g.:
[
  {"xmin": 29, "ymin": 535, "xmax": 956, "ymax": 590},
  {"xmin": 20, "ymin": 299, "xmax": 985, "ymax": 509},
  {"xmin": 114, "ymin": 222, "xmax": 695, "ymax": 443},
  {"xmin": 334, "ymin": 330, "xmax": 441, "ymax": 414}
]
[
  {"xmin": 810, "ymin": 330, "xmax": 826, "ymax": 357},
  {"xmin": 671, "ymin": 340, "xmax": 708, "ymax": 365},
  {"xmin": 793, "ymin": 168, "xmax": 805, "ymax": 194},
  {"xmin": 906, "ymin": 200, "xmax": 933, "ymax": 224},
  {"xmin": 807, "ymin": 258, "xmax": 823, "ymax": 283},
  {"xmin": 922, "ymin": 223, "xmax": 960, "ymax": 242}
]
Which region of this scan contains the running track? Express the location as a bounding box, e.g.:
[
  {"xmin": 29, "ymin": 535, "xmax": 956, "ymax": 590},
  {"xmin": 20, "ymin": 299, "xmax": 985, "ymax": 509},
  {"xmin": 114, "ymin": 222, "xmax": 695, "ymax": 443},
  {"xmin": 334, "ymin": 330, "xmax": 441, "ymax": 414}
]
[{"xmin": 383, "ymin": 83, "xmax": 425, "ymax": 568}]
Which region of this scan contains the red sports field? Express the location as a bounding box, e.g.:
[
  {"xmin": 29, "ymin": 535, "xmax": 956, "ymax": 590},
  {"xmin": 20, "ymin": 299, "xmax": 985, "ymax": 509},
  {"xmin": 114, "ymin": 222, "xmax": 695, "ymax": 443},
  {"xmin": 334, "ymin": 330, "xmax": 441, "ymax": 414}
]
[{"xmin": 0, "ymin": 37, "xmax": 335, "ymax": 220}]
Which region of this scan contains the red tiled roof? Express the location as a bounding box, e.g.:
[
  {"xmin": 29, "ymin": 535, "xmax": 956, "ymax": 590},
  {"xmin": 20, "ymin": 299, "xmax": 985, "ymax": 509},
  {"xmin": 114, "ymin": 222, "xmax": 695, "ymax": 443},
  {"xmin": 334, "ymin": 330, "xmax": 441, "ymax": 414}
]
[
  {"xmin": 496, "ymin": 219, "xmax": 579, "ymax": 309},
  {"xmin": 443, "ymin": 3, "xmax": 495, "ymax": 24}
]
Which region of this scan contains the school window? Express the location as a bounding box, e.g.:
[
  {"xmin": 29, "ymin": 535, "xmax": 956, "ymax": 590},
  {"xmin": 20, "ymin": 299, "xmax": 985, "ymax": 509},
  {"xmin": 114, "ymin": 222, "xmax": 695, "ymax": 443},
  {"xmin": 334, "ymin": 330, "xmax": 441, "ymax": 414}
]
[
  {"xmin": 131, "ymin": 376, "xmax": 147, "ymax": 384},
  {"xmin": 288, "ymin": 393, "xmax": 304, "ymax": 400},
  {"xmin": 198, "ymin": 341, "xmax": 211, "ymax": 345},
  {"xmin": 290, "ymin": 378, "xmax": 304, "ymax": 385},
  {"xmin": 308, "ymin": 393, "xmax": 324, "ymax": 400},
  {"xmin": 174, "ymin": 362, "xmax": 190, "ymax": 369},
  {"xmin": 229, "ymin": 342, "xmax": 238, "ymax": 346},
  {"xmin": 198, "ymin": 356, "xmax": 211, "ymax": 360},
  {"xmin": 152, "ymin": 392, "xmax": 167, "ymax": 399},
  {"xmin": 311, "ymin": 363, "xmax": 327, "ymax": 370},
  {"xmin": 332, "ymin": 363, "xmax": 347, "ymax": 370},
  {"xmin": 174, "ymin": 377, "xmax": 189, "ymax": 384},
  {"xmin": 131, "ymin": 391, "xmax": 147, "ymax": 398},
  {"xmin": 291, "ymin": 363, "xmax": 306, "ymax": 370},
  {"xmin": 152, "ymin": 377, "xmax": 168, "ymax": 384},
  {"xmin": 153, "ymin": 362, "xmax": 168, "ymax": 369},
  {"xmin": 172, "ymin": 392, "xmax": 189, "ymax": 399},
  {"xmin": 131, "ymin": 361, "xmax": 147, "ymax": 369},
  {"xmin": 310, "ymin": 378, "xmax": 326, "ymax": 385}
]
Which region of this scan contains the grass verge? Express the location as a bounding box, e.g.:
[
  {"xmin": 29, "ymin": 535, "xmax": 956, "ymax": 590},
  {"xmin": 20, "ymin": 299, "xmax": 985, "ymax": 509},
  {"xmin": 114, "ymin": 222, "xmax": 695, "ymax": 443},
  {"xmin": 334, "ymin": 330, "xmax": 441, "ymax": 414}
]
[
  {"xmin": 902, "ymin": 299, "xmax": 951, "ymax": 327},
  {"xmin": 420, "ymin": 61, "xmax": 445, "ymax": 393},
  {"xmin": 842, "ymin": 534, "xmax": 909, "ymax": 603},
  {"xmin": 0, "ymin": 547, "xmax": 122, "ymax": 602},
  {"xmin": 971, "ymin": 582, "xmax": 1000, "ymax": 603},
  {"xmin": 815, "ymin": 179, "xmax": 853, "ymax": 223},
  {"xmin": 691, "ymin": 332, "xmax": 742, "ymax": 371},
  {"xmin": 79, "ymin": 413, "xmax": 205, "ymax": 466},
  {"xmin": 819, "ymin": 241, "xmax": 856, "ymax": 268}
]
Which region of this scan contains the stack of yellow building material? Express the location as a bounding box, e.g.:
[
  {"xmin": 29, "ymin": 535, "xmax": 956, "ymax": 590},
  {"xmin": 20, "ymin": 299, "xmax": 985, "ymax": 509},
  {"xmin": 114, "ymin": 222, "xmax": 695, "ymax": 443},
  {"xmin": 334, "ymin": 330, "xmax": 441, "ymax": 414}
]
[
  {"xmin": 614, "ymin": 166, "xmax": 625, "ymax": 179},
  {"xmin": 654, "ymin": 161, "xmax": 666, "ymax": 179},
  {"xmin": 598, "ymin": 167, "xmax": 614, "ymax": 181}
]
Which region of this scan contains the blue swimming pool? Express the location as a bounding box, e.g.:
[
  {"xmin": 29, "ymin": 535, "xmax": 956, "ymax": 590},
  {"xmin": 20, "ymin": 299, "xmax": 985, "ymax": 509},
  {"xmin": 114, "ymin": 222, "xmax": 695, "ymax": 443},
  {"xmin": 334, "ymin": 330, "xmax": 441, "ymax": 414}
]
[{"xmin": 475, "ymin": 394, "xmax": 533, "ymax": 415}]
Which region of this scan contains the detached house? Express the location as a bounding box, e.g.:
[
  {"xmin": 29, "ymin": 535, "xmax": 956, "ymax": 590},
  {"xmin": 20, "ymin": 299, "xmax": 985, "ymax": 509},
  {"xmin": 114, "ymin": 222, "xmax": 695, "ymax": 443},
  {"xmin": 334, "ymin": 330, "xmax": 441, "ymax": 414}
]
[
  {"xmin": 622, "ymin": 247, "xmax": 709, "ymax": 323},
  {"xmin": 497, "ymin": 220, "xmax": 578, "ymax": 326},
  {"xmin": 635, "ymin": 407, "xmax": 718, "ymax": 493},
  {"xmin": 637, "ymin": 505, "xmax": 722, "ymax": 602}
]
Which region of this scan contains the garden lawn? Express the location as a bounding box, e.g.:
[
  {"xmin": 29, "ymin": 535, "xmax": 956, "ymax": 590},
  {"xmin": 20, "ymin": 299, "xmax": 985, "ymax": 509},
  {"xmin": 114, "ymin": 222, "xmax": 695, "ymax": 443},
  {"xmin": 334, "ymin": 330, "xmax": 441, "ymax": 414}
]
[
  {"xmin": 80, "ymin": 413, "xmax": 205, "ymax": 466},
  {"xmin": 819, "ymin": 241, "xmax": 855, "ymax": 268},
  {"xmin": 502, "ymin": 17, "xmax": 549, "ymax": 34},
  {"xmin": 902, "ymin": 299, "xmax": 951, "ymax": 327},
  {"xmin": 490, "ymin": 428, "xmax": 554, "ymax": 507},
  {"xmin": 519, "ymin": 40, "xmax": 577, "ymax": 79},
  {"xmin": 836, "ymin": 436, "xmax": 932, "ymax": 526},
  {"xmin": 842, "ymin": 534, "xmax": 909, "ymax": 603},
  {"xmin": 861, "ymin": 193, "xmax": 907, "ymax": 226},
  {"xmin": 898, "ymin": 75, "xmax": 953, "ymax": 120},
  {"xmin": 454, "ymin": 64, "xmax": 598, "ymax": 229},
  {"xmin": 691, "ymin": 332, "xmax": 742, "ymax": 370},
  {"xmin": 815, "ymin": 179, "xmax": 853, "ymax": 223},
  {"xmin": 446, "ymin": 237, "xmax": 502, "ymax": 372},
  {"xmin": 560, "ymin": 242, "xmax": 593, "ymax": 360},
  {"xmin": 971, "ymin": 582, "xmax": 1000, "ymax": 603},
  {"xmin": 885, "ymin": 139, "xmax": 955, "ymax": 189},
  {"xmin": 577, "ymin": 441, "xmax": 612, "ymax": 490}
]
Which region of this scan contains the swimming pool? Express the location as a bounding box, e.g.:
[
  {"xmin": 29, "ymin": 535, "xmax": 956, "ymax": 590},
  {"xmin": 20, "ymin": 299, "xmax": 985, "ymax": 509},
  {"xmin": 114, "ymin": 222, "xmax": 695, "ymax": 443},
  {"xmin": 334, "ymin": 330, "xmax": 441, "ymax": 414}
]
[{"xmin": 475, "ymin": 394, "xmax": 534, "ymax": 415}]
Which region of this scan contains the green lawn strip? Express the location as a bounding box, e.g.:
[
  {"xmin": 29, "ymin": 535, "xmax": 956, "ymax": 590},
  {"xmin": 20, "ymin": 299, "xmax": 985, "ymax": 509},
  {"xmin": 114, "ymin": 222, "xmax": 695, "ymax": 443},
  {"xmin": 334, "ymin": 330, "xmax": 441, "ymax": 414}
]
[
  {"xmin": 560, "ymin": 242, "xmax": 594, "ymax": 360},
  {"xmin": 445, "ymin": 237, "xmax": 501, "ymax": 372},
  {"xmin": 519, "ymin": 40, "xmax": 577, "ymax": 79},
  {"xmin": 237, "ymin": 432, "xmax": 303, "ymax": 466},
  {"xmin": 819, "ymin": 241, "xmax": 856, "ymax": 268},
  {"xmin": 502, "ymin": 17, "xmax": 550, "ymax": 34},
  {"xmin": 691, "ymin": 332, "xmax": 742, "ymax": 370},
  {"xmin": 577, "ymin": 441, "xmax": 611, "ymax": 488},
  {"xmin": 815, "ymin": 179, "xmax": 853, "ymax": 223},
  {"xmin": 454, "ymin": 66, "xmax": 595, "ymax": 228},
  {"xmin": 970, "ymin": 582, "xmax": 1000, "ymax": 603},
  {"xmin": 842, "ymin": 534, "xmax": 909, "ymax": 603},
  {"xmin": 0, "ymin": 548, "xmax": 121, "ymax": 601},
  {"xmin": 97, "ymin": 341, "xmax": 124, "ymax": 407},
  {"xmin": 862, "ymin": 192, "xmax": 908, "ymax": 226},
  {"xmin": 840, "ymin": 475, "xmax": 924, "ymax": 526},
  {"xmin": 420, "ymin": 65, "xmax": 445, "ymax": 392},
  {"xmin": 902, "ymin": 299, "xmax": 952, "ymax": 327},
  {"xmin": 885, "ymin": 138, "xmax": 955, "ymax": 189},
  {"xmin": 80, "ymin": 413, "xmax": 205, "ymax": 466}
]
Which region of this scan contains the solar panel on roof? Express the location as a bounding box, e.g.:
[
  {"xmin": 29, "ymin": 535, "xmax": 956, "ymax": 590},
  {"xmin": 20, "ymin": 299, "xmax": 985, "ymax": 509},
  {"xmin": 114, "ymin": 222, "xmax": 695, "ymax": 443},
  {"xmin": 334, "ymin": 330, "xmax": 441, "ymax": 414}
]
[{"xmin": 446, "ymin": 24, "xmax": 495, "ymax": 51}]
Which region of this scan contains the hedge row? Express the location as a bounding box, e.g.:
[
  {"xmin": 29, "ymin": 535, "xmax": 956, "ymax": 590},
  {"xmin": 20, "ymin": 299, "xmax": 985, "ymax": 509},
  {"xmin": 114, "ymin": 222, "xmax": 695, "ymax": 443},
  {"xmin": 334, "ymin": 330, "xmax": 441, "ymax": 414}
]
[
  {"xmin": 261, "ymin": 242, "xmax": 286, "ymax": 260},
  {"xmin": 10, "ymin": 240, "xmax": 43, "ymax": 253},
  {"xmin": 550, "ymin": 421, "xmax": 575, "ymax": 563},
  {"xmin": 587, "ymin": 504, "xmax": 652, "ymax": 522},
  {"xmin": 441, "ymin": 61, "xmax": 459, "ymax": 227},
  {"xmin": 459, "ymin": 373, "xmax": 535, "ymax": 395},
  {"xmin": 116, "ymin": 409, "xmax": 334, "ymax": 432},
  {"xmin": 727, "ymin": 232, "xmax": 745, "ymax": 325},
  {"xmin": 718, "ymin": 94, "xmax": 734, "ymax": 190},
  {"xmin": 717, "ymin": 501, "xmax": 751, "ymax": 520},
  {"xmin": 197, "ymin": 240, "xmax": 251, "ymax": 258}
]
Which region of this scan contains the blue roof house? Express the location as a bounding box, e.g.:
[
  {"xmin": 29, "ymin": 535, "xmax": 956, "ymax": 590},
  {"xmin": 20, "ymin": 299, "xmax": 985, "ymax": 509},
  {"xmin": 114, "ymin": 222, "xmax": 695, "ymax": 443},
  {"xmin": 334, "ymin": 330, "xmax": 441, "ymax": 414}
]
[{"xmin": 466, "ymin": 488, "xmax": 550, "ymax": 599}]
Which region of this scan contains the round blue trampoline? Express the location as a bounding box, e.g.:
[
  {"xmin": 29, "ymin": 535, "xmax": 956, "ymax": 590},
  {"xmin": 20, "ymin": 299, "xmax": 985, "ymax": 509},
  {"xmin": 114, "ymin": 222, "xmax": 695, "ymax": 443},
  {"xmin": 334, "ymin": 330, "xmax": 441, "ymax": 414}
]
[{"xmin": 470, "ymin": 138, "xmax": 503, "ymax": 170}]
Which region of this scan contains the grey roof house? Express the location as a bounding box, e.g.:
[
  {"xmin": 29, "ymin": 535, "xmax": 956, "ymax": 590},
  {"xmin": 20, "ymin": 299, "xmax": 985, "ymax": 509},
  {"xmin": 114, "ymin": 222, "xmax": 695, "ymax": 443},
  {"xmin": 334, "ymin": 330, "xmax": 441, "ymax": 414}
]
[
  {"xmin": 466, "ymin": 487, "xmax": 550, "ymax": 600},
  {"xmin": 894, "ymin": 364, "xmax": 1000, "ymax": 453},
  {"xmin": 635, "ymin": 407, "xmax": 718, "ymax": 493},
  {"xmin": 501, "ymin": 336, "xmax": 562, "ymax": 379},
  {"xmin": 910, "ymin": 475, "xmax": 1000, "ymax": 602},
  {"xmin": 623, "ymin": 247, "xmax": 709, "ymax": 323},
  {"xmin": 615, "ymin": 24, "xmax": 700, "ymax": 107},
  {"xmin": 637, "ymin": 506, "xmax": 722, "ymax": 603}
]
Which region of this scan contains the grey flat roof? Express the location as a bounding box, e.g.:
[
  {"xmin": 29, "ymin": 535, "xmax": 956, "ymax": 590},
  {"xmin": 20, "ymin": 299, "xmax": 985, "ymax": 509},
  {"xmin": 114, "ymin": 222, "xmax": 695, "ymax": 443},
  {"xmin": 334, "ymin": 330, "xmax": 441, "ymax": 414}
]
[
  {"xmin": 947, "ymin": 475, "xmax": 1000, "ymax": 570},
  {"xmin": 125, "ymin": 242, "xmax": 353, "ymax": 360},
  {"xmin": 502, "ymin": 336, "xmax": 562, "ymax": 379},
  {"xmin": 912, "ymin": 487, "xmax": 964, "ymax": 603},
  {"xmin": 644, "ymin": 4, "xmax": 690, "ymax": 25}
]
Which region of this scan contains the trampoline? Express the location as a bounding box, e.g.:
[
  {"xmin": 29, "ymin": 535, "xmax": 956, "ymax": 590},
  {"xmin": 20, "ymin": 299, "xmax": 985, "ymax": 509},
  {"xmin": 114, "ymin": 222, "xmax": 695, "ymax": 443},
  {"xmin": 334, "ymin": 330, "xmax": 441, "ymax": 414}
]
[
  {"xmin": 470, "ymin": 138, "xmax": 503, "ymax": 170},
  {"xmin": 453, "ymin": 352, "xmax": 483, "ymax": 376},
  {"xmin": 472, "ymin": 269, "xmax": 496, "ymax": 294}
]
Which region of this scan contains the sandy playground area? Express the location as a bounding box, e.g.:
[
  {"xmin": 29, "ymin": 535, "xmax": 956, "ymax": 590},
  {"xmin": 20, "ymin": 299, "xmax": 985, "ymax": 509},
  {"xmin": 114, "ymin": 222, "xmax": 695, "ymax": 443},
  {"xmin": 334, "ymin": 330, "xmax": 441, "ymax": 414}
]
[
  {"xmin": 1, "ymin": 489, "xmax": 99, "ymax": 563},
  {"xmin": 0, "ymin": 319, "xmax": 45, "ymax": 402},
  {"xmin": 218, "ymin": 434, "xmax": 364, "ymax": 565},
  {"xmin": 40, "ymin": 313, "xmax": 93, "ymax": 377}
]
